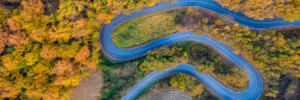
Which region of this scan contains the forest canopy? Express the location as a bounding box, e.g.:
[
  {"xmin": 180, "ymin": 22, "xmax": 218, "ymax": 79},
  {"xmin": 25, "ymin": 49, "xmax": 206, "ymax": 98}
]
[
  {"xmin": 0, "ymin": 0, "xmax": 175, "ymax": 99},
  {"xmin": 215, "ymin": 0, "xmax": 300, "ymax": 21}
]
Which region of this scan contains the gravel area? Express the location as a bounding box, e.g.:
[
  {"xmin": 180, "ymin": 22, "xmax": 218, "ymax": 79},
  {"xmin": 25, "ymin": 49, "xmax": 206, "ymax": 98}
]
[{"xmin": 146, "ymin": 89, "xmax": 192, "ymax": 100}]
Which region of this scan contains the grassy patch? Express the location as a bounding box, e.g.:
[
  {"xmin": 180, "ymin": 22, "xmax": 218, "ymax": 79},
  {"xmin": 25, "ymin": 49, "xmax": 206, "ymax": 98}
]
[
  {"xmin": 7, "ymin": 46, "xmax": 15, "ymax": 52},
  {"xmin": 112, "ymin": 10, "xmax": 182, "ymax": 48}
]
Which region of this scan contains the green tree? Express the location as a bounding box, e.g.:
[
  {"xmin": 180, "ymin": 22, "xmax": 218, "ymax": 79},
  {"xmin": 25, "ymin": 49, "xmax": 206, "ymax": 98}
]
[
  {"xmin": 214, "ymin": 19, "xmax": 222, "ymax": 25},
  {"xmin": 0, "ymin": 8, "xmax": 8, "ymax": 22},
  {"xmin": 202, "ymin": 17, "xmax": 209, "ymax": 24}
]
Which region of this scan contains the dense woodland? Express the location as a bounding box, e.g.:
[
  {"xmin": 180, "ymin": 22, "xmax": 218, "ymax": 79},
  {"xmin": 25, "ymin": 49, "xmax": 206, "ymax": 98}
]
[
  {"xmin": 0, "ymin": 0, "xmax": 174, "ymax": 99},
  {"xmin": 215, "ymin": 0, "xmax": 300, "ymax": 21}
]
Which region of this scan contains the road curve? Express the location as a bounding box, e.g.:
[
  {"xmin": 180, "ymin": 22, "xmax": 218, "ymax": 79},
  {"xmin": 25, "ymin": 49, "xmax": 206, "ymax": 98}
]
[{"xmin": 100, "ymin": 0, "xmax": 300, "ymax": 100}]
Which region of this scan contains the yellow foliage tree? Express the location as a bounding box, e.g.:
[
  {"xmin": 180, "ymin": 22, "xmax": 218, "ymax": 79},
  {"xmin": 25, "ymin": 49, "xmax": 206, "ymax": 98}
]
[
  {"xmin": 170, "ymin": 73, "xmax": 186, "ymax": 91},
  {"xmin": 0, "ymin": 8, "xmax": 8, "ymax": 22},
  {"xmin": 74, "ymin": 46, "xmax": 90, "ymax": 62},
  {"xmin": 58, "ymin": 41, "xmax": 80, "ymax": 58},
  {"xmin": 56, "ymin": 0, "xmax": 86, "ymax": 20},
  {"xmin": 170, "ymin": 76, "xmax": 178, "ymax": 88},
  {"xmin": 189, "ymin": 84, "xmax": 204, "ymax": 97},
  {"xmin": 214, "ymin": 19, "xmax": 223, "ymax": 25}
]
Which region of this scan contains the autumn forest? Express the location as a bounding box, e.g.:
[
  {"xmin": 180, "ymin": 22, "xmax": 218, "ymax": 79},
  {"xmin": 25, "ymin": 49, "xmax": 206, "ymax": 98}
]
[{"xmin": 0, "ymin": 0, "xmax": 300, "ymax": 100}]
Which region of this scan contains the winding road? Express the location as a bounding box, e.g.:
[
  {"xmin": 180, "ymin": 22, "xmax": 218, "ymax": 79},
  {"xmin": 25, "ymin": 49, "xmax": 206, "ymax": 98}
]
[{"xmin": 100, "ymin": 0, "xmax": 300, "ymax": 100}]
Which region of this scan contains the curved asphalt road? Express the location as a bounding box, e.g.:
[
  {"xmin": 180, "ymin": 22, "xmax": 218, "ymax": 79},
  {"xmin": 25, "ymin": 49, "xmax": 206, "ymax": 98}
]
[{"xmin": 100, "ymin": 0, "xmax": 300, "ymax": 100}]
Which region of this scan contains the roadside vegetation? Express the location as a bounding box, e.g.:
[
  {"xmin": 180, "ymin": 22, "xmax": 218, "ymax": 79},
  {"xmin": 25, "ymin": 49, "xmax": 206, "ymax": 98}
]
[
  {"xmin": 99, "ymin": 61, "xmax": 151, "ymax": 99},
  {"xmin": 170, "ymin": 73, "xmax": 205, "ymax": 96},
  {"xmin": 215, "ymin": 0, "xmax": 300, "ymax": 21},
  {"xmin": 135, "ymin": 73, "xmax": 219, "ymax": 100},
  {"xmin": 139, "ymin": 41, "xmax": 249, "ymax": 90}
]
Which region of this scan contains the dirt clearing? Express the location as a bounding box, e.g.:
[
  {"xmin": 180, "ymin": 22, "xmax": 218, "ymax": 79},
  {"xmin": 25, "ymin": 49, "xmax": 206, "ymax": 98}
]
[{"xmin": 70, "ymin": 69, "xmax": 103, "ymax": 100}]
